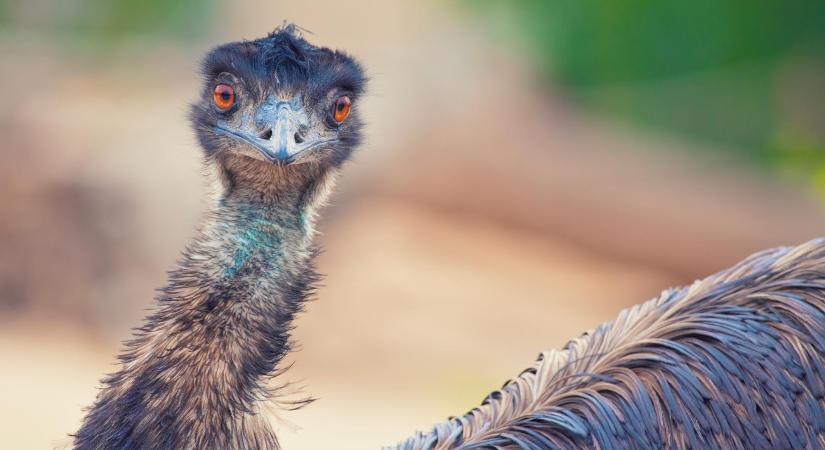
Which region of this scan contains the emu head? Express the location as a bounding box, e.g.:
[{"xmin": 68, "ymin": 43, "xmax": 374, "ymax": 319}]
[{"xmin": 190, "ymin": 25, "xmax": 366, "ymax": 184}]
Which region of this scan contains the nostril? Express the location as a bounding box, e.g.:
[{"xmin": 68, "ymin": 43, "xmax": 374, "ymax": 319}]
[
  {"xmin": 293, "ymin": 132, "xmax": 305, "ymax": 144},
  {"xmin": 259, "ymin": 128, "xmax": 273, "ymax": 140}
]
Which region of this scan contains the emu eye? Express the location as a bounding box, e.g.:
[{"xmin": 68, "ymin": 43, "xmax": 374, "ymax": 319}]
[
  {"xmin": 333, "ymin": 96, "xmax": 351, "ymax": 123},
  {"xmin": 213, "ymin": 84, "xmax": 235, "ymax": 110}
]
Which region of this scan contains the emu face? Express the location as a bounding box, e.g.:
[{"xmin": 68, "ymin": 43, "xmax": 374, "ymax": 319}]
[{"xmin": 191, "ymin": 26, "xmax": 366, "ymax": 170}]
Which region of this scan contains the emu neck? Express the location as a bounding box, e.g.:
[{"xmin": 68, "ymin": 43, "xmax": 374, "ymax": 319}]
[{"xmin": 73, "ymin": 159, "xmax": 333, "ymax": 450}]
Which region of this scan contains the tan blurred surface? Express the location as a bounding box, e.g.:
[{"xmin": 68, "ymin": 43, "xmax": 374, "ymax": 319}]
[{"xmin": 1, "ymin": 1, "xmax": 824, "ymax": 449}]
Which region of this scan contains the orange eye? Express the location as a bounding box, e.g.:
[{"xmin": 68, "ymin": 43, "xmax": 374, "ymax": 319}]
[
  {"xmin": 333, "ymin": 96, "xmax": 351, "ymax": 123},
  {"xmin": 213, "ymin": 84, "xmax": 235, "ymax": 110}
]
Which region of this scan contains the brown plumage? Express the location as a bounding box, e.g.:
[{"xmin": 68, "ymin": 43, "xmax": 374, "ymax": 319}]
[{"xmin": 72, "ymin": 26, "xmax": 366, "ymax": 450}]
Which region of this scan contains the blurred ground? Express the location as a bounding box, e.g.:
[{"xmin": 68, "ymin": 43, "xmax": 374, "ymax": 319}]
[{"xmin": 1, "ymin": 1, "xmax": 824, "ymax": 449}]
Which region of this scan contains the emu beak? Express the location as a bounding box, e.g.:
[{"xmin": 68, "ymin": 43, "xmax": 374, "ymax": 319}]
[
  {"xmin": 258, "ymin": 103, "xmax": 306, "ymax": 162},
  {"xmin": 215, "ymin": 99, "xmax": 316, "ymax": 165}
]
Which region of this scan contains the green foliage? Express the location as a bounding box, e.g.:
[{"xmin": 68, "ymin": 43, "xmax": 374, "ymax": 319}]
[
  {"xmin": 0, "ymin": 0, "xmax": 215, "ymax": 41},
  {"xmin": 72, "ymin": 0, "xmax": 214, "ymax": 40},
  {"xmin": 467, "ymin": 0, "xmax": 825, "ymax": 192},
  {"xmin": 503, "ymin": 0, "xmax": 824, "ymax": 86}
]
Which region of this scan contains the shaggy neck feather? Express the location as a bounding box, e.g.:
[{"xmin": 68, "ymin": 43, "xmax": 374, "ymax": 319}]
[{"xmin": 73, "ymin": 158, "xmax": 332, "ymax": 450}]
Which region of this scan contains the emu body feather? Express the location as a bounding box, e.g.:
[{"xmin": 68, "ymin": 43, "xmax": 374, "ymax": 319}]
[{"xmin": 393, "ymin": 238, "xmax": 825, "ymax": 449}]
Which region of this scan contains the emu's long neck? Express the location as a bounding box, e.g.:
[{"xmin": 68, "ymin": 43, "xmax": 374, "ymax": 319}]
[{"xmin": 74, "ymin": 160, "xmax": 334, "ymax": 450}]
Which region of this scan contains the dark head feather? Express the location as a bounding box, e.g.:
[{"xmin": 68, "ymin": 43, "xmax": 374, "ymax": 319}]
[{"xmin": 191, "ymin": 24, "xmax": 367, "ymax": 171}]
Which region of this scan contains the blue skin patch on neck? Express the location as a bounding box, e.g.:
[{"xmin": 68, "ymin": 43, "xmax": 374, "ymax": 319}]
[
  {"xmin": 220, "ymin": 208, "xmax": 289, "ymax": 277},
  {"xmin": 299, "ymin": 209, "xmax": 311, "ymax": 229}
]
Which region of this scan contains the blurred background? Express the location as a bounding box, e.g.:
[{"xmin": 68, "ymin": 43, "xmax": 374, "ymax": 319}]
[{"xmin": 1, "ymin": 0, "xmax": 824, "ymax": 448}]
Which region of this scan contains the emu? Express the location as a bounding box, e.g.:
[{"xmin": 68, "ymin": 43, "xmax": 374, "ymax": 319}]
[{"xmin": 74, "ymin": 27, "xmax": 825, "ymax": 449}]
